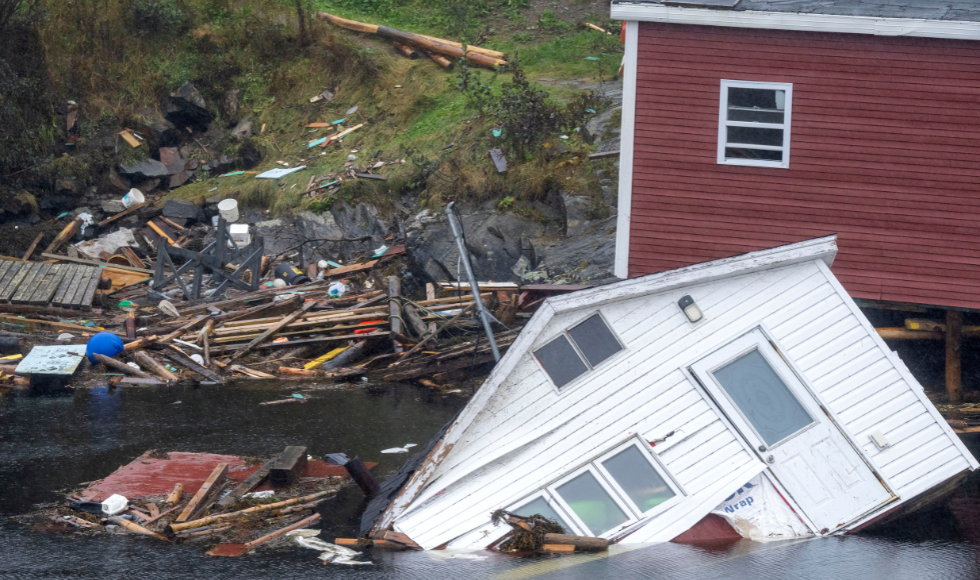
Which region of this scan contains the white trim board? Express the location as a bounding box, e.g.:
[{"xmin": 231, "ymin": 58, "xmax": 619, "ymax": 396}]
[
  {"xmin": 614, "ymin": 20, "xmax": 639, "ymax": 280},
  {"xmin": 610, "ymin": 3, "xmax": 980, "ymax": 41}
]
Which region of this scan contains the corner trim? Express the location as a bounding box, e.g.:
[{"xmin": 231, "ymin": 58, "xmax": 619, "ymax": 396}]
[
  {"xmin": 614, "ymin": 20, "xmax": 639, "ymax": 279},
  {"xmin": 610, "ymin": 3, "xmax": 980, "ymax": 41}
]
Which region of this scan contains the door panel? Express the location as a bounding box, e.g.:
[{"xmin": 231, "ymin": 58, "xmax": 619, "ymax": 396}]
[{"xmin": 692, "ymin": 329, "xmax": 892, "ymax": 533}]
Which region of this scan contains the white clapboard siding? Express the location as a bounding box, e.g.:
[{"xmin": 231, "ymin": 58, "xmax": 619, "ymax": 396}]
[{"xmin": 388, "ymin": 237, "xmax": 976, "ymax": 549}]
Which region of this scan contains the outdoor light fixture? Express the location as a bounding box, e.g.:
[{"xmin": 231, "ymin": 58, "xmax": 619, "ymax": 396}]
[{"xmin": 678, "ymin": 295, "xmax": 703, "ymax": 323}]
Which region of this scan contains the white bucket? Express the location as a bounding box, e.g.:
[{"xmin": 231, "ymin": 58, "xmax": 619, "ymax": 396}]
[
  {"xmin": 217, "ymin": 199, "xmax": 239, "ymax": 222},
  {"xmin": 228, "ymin": 223, "xmax": 251, "ymax": 248},
  {"xmin": 121, "ymin": 188, "xmax": 145, "ymax": 208}
]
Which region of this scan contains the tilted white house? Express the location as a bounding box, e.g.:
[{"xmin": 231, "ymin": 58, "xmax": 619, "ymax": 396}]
[{"xmin": 367, "ymin": 236, "xmax": 977, "ymax": 549}]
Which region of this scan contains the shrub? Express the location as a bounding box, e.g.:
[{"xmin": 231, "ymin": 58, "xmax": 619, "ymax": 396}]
[{"xmin": 132, "ymin": 0, "xmax": 189, "ymax": 36}]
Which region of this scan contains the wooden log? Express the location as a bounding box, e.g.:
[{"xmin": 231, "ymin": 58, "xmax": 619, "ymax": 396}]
[
  {"xmin": 108, "ymin": 516, "xmax": 170, "ymax": 541},
  {"xmin": 43, "ymin": 218, "xmax": 83, "ymax": 254},
  {"xmin": 168, "ymin": 491, "xmax": 332, "ymax": 532},
  {"xmin": 160, "ymin": 315, "xmax": 210, "ymax": 344},
  {"xmin": 269, "ymin": 446, "xmax": 308, "ymax": 487},
  {"xmin": 542, "ymin": 533, "xmax": 609, "ymax": 551},
  {"xmin": 416, "ymin": 34, "xmax": 505, "ymax": 59},
  {"xmin": 202, "ymin": 331, "xmax": 210, "ymax": 367},
  {"xmin": 321, "ymin": 340, "xmax": 370, "ymax": 371},
  {"xmin": 424, "ymin": 50, "xmax": 454, "ymax": 69},
  {"xmin": 158, "ymin": 346, "xmax": 224, "ymax": 382},
  {"xmin": 948, "ymin": 310, "xmax": 963, "ymax": 404},
  {"xmin": 242, "ymin": 513, "xmax": 320, "ymax": 550},
  {"xmin": 316, "ymin": 11, "xmax": 379, "ymax": 33},
  {"xmin": 125, "ymin": 335, "xmax": 157, "ymax": 352},
  {"xmin": 166, "ymin": 483, "xmax": 183, "ymax": 504},
  {"xmin": 393, "ymin": 41, "xmax": 419, "ymax": 58},
  {"xmin": 133, "ymin": 350, "xmax": 179, "ymax": 382},
  {"xmin": 344, "ymin": 456, "xmax": 379, "ymax": 498},
  {"xmin": 21, "ymin": 232, "xmax": 43, "ymax": 261},
  {"xmin": 403, "ymin": 303, "xmax": 437, "ymax": 348},
  {"xmin": 876, "ymin": 327, "xmax": 944, "ymax": 340},
  {"xmin": 389, "ymin": 276, "xmax": 403, "ymax": 354},
  {"xmin": 93, "ymin": 353, "xmax": 153, "ymax": 378},
  {"xmin": 229, "ymin": 301, "xmax": 315, "ymax": 362},
  {"xmin": 216, "ymin": 456, "xmax": 279, "ymax": 509},
  {"xmin": 175, "ymin": 463, "xmax": 228, "ymax": 523}
]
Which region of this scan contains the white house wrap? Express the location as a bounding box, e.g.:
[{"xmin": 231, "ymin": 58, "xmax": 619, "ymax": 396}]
[{"xmin": 373, "ymin": 236, "xmax": 977, "ymax": 549}]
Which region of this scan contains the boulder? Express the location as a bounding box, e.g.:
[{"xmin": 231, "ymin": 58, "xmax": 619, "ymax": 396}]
[
  {"xmin": 55, "ymin": 178, "xmax": 79, "ymax": 195},
  {"xmin": 108, "ymin": 168, "xmax": 130, "ymax": 191},
  {"xmin": 561, "ymin": 192, "xmax": 607, "ymax": 238},
  {"xmin": 158, "ymin": 147, "xmax": 186, "ymax": 174},
  {"xmin": 119, "ymin": 159, "xmax": 170, "ymax": 179},
  {"xmin": 162, "ymin": 199, "xmax": 205, "ymax": 223},
  {"xmin": 169, "ymin": 170, "xmax": 195, "ymax": 189},
  {"xmin": 166, "ymin": 82, "xmax": 212, "ymax": 132},
  {"xmin": 100, "ymin": 199, "xmax": 126, "ymax": 213},
  {"xmin": 134, "ymin": 106, "xmax": 181, "ymax": 149},
  {"xmin": 230, "ymin": 115, "xmax": 254, "ymax": 142},
  {"xmin": 582, "ymin": 106, "xmax": 622, "ymax": 153},
  {"xmin": 522, "ymin": 215, "xmax": 618, "ymax": 286},
  {"xmin": 237, "ymin": 139, "xmax": 262, "ymax": 169},
  {"xmin": 223, "ymin": 87, "xmax": 241, "ymax": 127}
]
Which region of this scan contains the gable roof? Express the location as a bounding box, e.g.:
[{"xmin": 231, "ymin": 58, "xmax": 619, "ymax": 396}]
[
  {"xmin": 611, "ymin": 0, "xmax": 980, "ymax": 40},
  {"xmin": 370, "ymin": 235, "xmax": 838, "ymax": 534}
]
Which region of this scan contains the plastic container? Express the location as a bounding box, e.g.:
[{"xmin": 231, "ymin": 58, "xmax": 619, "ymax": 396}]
[
  {"xmin": 328, "ymin": 281, "xmax": 347, "ymax": 298},
  {"xmin": 228, "ymin": 223, "xmax": 251, "ymax": 248},
  {"xmin": 86, "ymin": 332, "xmax": 124, "ymax": 364},
  {"xmin": 217, "ymin": 199, "xmax": 239, "ymax": 223},
  {"xmin": 101, "ymin": 494, "xmax": 128, "ymax": 516},
  {"xmin": 274, "ymin": 262, "xmax": 311, "ymax": 286},
  {"xmin": 121, "ymin": 188, "xmax": 145, "ymax": 208}
]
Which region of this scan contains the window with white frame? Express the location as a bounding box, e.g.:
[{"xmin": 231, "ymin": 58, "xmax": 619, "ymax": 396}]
[
  {"xmin": 533, "ymin": 313, "xmax": 623, "ymax": 390},
  {"xmin": 718, "ymin": 80, "xmax": 793, "ymax": 169},
  {"xmin": 511, "ymin": 439, "xmax": 684, "ymax": 538}
]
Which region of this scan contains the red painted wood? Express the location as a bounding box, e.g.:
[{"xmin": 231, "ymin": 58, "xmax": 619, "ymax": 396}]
[
  {"xmin": 671, "ymin": 513, "xmax": 743, "ymax": 545},
  {"xmin": 628, "ymin": 23, "xmax": 980, "ymax": 309}
]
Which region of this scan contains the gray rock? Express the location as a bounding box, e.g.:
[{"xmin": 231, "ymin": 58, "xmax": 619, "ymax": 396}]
[
  {"xmin": 230, "ymin": 115, "xmax": 253, "ymax": 142},
  {"xmin": 169, "ymin": 170, "xmax": 194, "ymax": 189},
  {"xmin": 583, "ymin": 106, "xmax": 622, "ymax": 153},
  {"xmin": 55, "ymin": 178, "xmax": 78, "ymax": 195},
  {"xmin": 237, "ymin": 139, "xmax": 262, "ymax": 169},
  {"xmin": 158, "ymin": 147, "xmax": 186, "ymax": 174},
  {"xmin": 223, "ymin": 87, "xmax": 241, "ymax": 127},
  {"xmin": 523, "ymin": 216, "xmax": 618, "ymax": 286},
  {"xmin": 162, "ymin": 199, "xmax": 205, "ymax": 222},
  {"xmin": 562, "ymin": 192, "xmax": 598, "ymax": 238},
  {"xmin": 120, "ymin": 159, "xmax": 170, "ymax": 179},
  {"xmin": 134, "ymin": 106, "xmax": 181, "ymax": 148},
  {"xmin": 100, "ymin": 200, "xmax": 126, "ymax": 213},
  {"xmin": 166, "ymin": 82, "xmax": 212, "ymax": 132}
]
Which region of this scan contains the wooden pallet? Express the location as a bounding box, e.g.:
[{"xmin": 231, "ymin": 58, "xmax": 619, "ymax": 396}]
[{"xmin": 0, "ymin": 261, "xmax": 101, "ymax": 310}]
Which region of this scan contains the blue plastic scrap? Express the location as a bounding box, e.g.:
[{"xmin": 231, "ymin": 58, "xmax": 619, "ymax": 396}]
[
  {"xmin": 308, "ymin": 137, "xmax": 327, "ymax": 148},
  {"xmin": 331, "ymin": 118, "xmax": 346, "ymax": 125},
  {"xmin": 256, "ymin": 166, "xmax": 307, "ymax": 179}
]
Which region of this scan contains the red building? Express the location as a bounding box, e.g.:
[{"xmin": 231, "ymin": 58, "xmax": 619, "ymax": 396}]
[{"xmin": 612, "ymin": 1, "xmax": 980, "ymax": 310}]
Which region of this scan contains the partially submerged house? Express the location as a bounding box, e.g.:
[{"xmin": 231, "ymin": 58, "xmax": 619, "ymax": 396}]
[
  {"xmin": 609, "ymin": 1, "xmax": 980, "ymax": 400},
  {"xmin": 362, "ymin": 237, "xmax": 977, "ymax": 549}
]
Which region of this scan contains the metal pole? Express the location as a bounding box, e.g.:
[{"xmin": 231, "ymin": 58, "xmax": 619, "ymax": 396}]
[{"xmin": 445, "ymin": 202, "xmax": 500, "ymax": 362}]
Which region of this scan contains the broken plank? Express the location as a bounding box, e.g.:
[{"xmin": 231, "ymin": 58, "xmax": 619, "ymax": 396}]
[
  {"xmin": 588, "ymin": 150, "xmax": 620, "ymax": 160},
  {"xmin": 323, "ymin": 260, "xmax": 378, "ymax": 277},
  {"xmin": 175, "ymin": 463, "xmax": 228, "ymax": 523},
  {"xmin": 97, "ymin": 202, "xmax": 147, "ymax": 227},
  {"xmin": 228, "ymin": 301, "xmax": 315, "ymax": 362},
  {"xmin": 43, "ymin": 218, "xmax": 83, "ymax": 254},
  {"xmin": 269, "ymin": 446, "xmax": 308, "ymax": 488},
  {"xmin": 21, "ymin": 232, "xmax": 44, "ymax": 261},
  {"xmin": 216, "ymin": 456, "xmax": 279, "ymax": 509},
  {"xmin": 216, "ymin": 331, "xmax": 390, "ymax": 351},
  {"xmin": 355, "ymin": 173, "xmax": 387, "ymax": 181}
]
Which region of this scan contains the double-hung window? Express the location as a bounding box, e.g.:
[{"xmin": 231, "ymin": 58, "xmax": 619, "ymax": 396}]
[
  {"xmin": 511, "ymin": 439, "xmax": 684, "ymax": 538},
  {"xmin": 532, "ymin": 313, "xmax": 623, "ymax": 390},
  {"xmin": 718, "ymin": 80, "xmax": 793, "ymax": 169}
]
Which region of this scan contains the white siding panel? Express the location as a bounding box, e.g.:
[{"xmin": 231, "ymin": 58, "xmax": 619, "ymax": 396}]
[
  {"xmin": 793, "ymin": 326, "xmax": 868, "ymax": 372},
  {"xmin": 811, "ymin": 345, "xmax": 885, "ymax": 392},
  {"xmin": 836, "ymin": 380, "xmax": 909, "ymax": 424},
  {"xmin": 876, "ymin": 423, "xmax": 948, "ymax": 469},
  {"xmin": 881, "ymin": 432, "xmax": 954, "ymax": 480},
  {"xmin": 889, "ymin": 445, "xmax": 964, "ymax": 490}
]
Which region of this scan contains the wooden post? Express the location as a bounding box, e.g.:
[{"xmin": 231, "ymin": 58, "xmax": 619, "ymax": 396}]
[
  {"xmin": 389, "ymin": 276, "xmax": 403, "ymax": 353},
  {"xmin": 269, "ymin": 446, "xmax": 308, "ymax": 487},
  {"xmin": 947, "ymin": 309, "xmax": 963, "ymax": 403},
  {"xmin": 424, "ymin": 50, "xmax": 454, "ymax": 69},
  {"xmin": 43, "ymin": 218, "xmax": 83, "ymax": 255},
  {"xmin": 166, "ymin": 483, "xmax": 183, "ymax": 504},
  {"xmin": 344, "ymin": 456, "xmax": 380, "ymax": 498},
  {"xmin": 393, "ymin": 41, "xmax": 419, "ymax": 59},
  {"xmin": 124, "ymin": 311, "xmax": 136, "ymax": 341},
  {"xmin": 133, "ymin": 350, "xmax": 179, "ymax": 382},
  {"xmin": 426, "ymin": 283, "xmax": 437, "ymax": 334}
]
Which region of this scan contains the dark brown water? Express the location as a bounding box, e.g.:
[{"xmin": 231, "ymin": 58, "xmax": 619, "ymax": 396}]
[{"xmin": 1, "ymin": 381, "xmax": 979, "ymax": 579}]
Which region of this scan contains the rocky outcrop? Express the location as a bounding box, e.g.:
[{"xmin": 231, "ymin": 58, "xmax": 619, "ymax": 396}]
[{"xmin": 166, "ymin": 82, "xmax": 212, "ymax": 132}]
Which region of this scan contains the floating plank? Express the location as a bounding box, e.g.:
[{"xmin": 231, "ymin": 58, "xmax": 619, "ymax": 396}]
[
  {"xmin": 11, "ymin": 263, "xmax": 49, "ymax": 303},
  {"xmin": 51, "ymin": 265, "xmax": 80, "ymax": 307},
  {"xmin": 0, "ymin": 263, "xmax": 37, "ymax": 302}
]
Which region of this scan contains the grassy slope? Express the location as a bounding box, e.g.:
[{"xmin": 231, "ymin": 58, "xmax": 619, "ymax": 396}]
[{"xmin": 36, "ymin": 0, "xmax": 622, "ymax": 218}]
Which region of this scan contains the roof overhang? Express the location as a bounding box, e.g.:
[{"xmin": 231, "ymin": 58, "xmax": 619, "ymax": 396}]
[{"xmin": 610, "ymin": 2, "xmax": 980, "ymax": 41}]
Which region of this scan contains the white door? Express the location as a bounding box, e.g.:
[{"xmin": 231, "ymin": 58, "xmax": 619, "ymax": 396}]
[{"xmin": 691, "ymin": 329, "xmax": 893, "ymax": 534}]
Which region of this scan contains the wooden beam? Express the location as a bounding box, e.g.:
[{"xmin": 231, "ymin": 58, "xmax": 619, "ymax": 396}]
[
  {"xmin": 948, "ymin": 309, "xmax": 963, "ymax": 404},
  {"xmin": 97, "ymin": 201, "xmax": 147, "ymax": 227},
  {"xmin": 175, "ymin": 462, "xmax": 228, "ymax": 523},
  {"xmin": 21, "ymin": 232, "xmax": 43, "ymax": 261},
  {"xmin": 93, "ymin": 353, "xmax": 153, "ymax": 378},
  {"xmin": 269, "ymin": 446, "xmax": 308, "ymax": 487},
  {"xmin": 542, "ymin": 533, "xmax": 609, "ymax": 551},
  {"xmin": 133, "ymin": 350, "xmax": 179, "ymax": 382},
  {"xmin": 216, "ymin": 456, "xmax": 278, "ymax": 509},
  {"xmin": 41, "ymin": 253, "xmax": 155, "ymax": 275},
  {"xmin": 43, "ymin": 218, "xmax": 83, "ymax": 254},
  {"xmin": 389, "ymin": 276, "xmax": 403, "ymax": 354}
]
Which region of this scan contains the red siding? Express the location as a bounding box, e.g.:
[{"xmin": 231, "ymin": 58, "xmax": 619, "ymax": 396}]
[{"xmin": 629, "ymin": 22, "xmax": 980, "ymax": 309}]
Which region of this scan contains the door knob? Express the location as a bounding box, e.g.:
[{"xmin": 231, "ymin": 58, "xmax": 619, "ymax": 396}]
[
  {"xmin": 758, "ymin": 445, "xmax": 766, "ymax": 452},
  {"xmin": 767, "ymin": 455, "xmax": 775, "ymax": 464}
]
